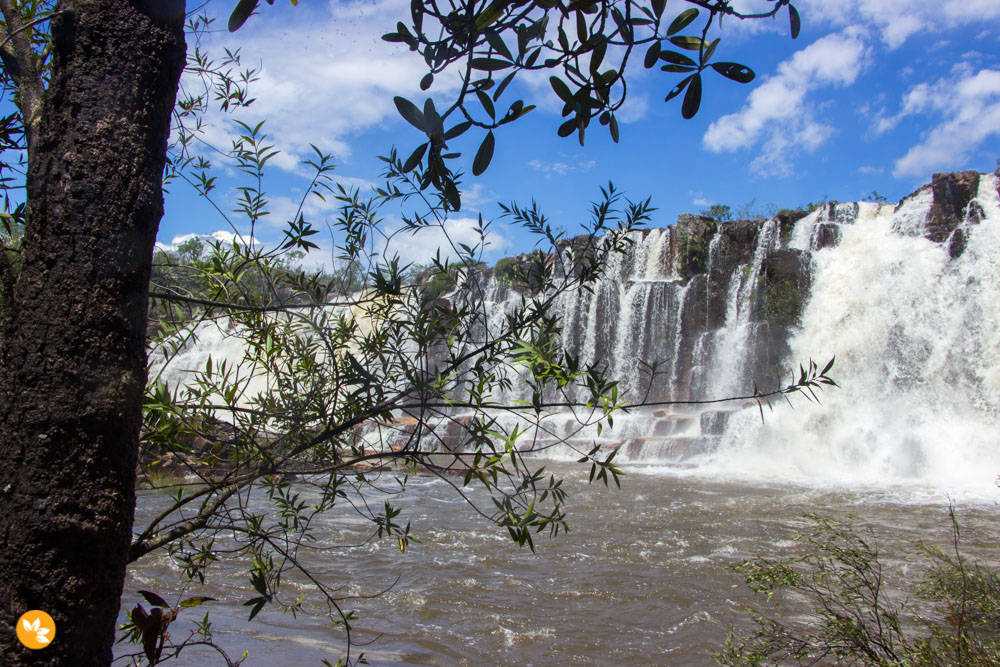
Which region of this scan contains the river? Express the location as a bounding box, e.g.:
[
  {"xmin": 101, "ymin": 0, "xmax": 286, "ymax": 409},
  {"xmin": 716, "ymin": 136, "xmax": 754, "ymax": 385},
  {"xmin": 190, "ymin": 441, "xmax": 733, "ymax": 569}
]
[{"xmin": 122, "ymin": 464, "xmax": 998, "ymax": 665}]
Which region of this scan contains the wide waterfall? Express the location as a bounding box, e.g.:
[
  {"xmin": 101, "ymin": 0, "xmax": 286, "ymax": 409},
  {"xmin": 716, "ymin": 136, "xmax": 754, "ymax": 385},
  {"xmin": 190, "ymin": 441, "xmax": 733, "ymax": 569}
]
[
  {"xmin": 153, "ymin": 171, "xmax": 1000, "ymax": 495},
  {"xmin": 472, "ymin": 171, "xmax": 1000, "ymax": 495}
]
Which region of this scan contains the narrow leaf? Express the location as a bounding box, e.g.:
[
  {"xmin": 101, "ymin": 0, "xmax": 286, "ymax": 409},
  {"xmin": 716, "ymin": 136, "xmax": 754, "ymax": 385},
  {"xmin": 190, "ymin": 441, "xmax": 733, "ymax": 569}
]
[
  {"xmin": 665, "ymin": 74, "xmax": 693, "ymax": 102},
  {"xmin": 789, "ymin": 4, "xmax": 801, "ymax": 39},
  {"xmin": 667, "ymin": 8, "xmax": 699, "ymax": 36},
  {"xmin": 402, "ymin": 142, "xmax": 427, "ymax": 173}
]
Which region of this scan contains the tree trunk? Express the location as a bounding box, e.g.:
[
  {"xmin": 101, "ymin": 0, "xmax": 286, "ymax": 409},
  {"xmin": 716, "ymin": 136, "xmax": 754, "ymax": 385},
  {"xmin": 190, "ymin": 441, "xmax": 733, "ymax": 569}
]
[{"xmin": 0, "ymin": 2, "xmax": 184, "ymax": 664}]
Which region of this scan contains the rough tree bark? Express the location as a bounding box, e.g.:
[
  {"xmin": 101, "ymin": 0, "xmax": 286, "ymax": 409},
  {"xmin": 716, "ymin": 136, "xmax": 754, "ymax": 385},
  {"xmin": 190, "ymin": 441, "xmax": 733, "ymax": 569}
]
[{"xmin": 0, "ymin": 1, "xmax": 185, "ymax": 664}]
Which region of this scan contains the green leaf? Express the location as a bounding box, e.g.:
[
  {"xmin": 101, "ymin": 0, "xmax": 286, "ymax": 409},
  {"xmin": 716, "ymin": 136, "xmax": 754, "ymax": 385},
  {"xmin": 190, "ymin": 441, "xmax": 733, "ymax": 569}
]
[
  {"xmin": 557, "ymin": 117, "xmax": 578, "ymax": 138},
  {"xmin": 609, "ymin": 114, "xmax": 619, "ymax": 143},
  {"xmin": 402, "ymin": 142, "xmax": 427, "ymax": 173},
  {"xmin": 420, "ymin": 73, "xmax": 434, "ymax": 91},
  {"xmin": 394, "ymin": 96, "xmax": 428, "ymax": 132},
  {"xmin": 651, "ymin": 0, "xmax": 666, "ymax": 19},
  {"xmin": 659, "ymin": 50, "xmax": 695, "ymax": 66},
  {"xmin": 443, "ymin": 121, "xmax": 472, "ymax": 140},
  {"xmin": 228, "ymin": 0, "xmax": 258, "ymax": 32},
  {"xmin": 789, "ymin": 4, "xmax": 801, "ymax": 39},
  {"xmin": 700, "ymin": 37, "xmax": 720, "ymax": 65},
  {"xmin": 666, "ymin": 8, "xmax": 699, "ymax": 36},
  {"xmin": 549, "ymin": 76, "xmax": 574, "ymax": 104},
  {"xmin": 665, "ymin": 73, "xmax": 693, "ymax": 102},
  {"xmin": 472, "ymin": 132, "xmax": 495, "ymax": 176},
  {"xmin": 138, "ymin": 590, "xmax": 170, "ymax": 608},
  {"xmin": 476, "ymin": 89, "xmax": 496, "ymax": 119},
  {"xmin": 442, "ymin": 180, "xmax": 461, "ymax": 211},
  {"xmin": 179, "ymin": 596, "xmax": 217, "ymax": 608},
  {"xmin": 493, "ymin": 71, "xmax": 516, "ymax": 101},
  {"xmin": 470, "ymin": 57, "xmax": 512, "ymax": 72},
  {"xmin": 643, "ymin": 41, "xmax": 661, "ymax": 69},
  {"xmin": 660, "ymin": 64, "xmax": 695, "ymax": 73},
  {"xmin": 668, "ymin": 35, "xmax": 705, "ymax": 51},
  {"xmin": 485, "ymin": 30, "xmax": 513, "ymax": 61},
  {"xmin": 711, "ymin": 62, "xmax": 755, "ymax": 83}
]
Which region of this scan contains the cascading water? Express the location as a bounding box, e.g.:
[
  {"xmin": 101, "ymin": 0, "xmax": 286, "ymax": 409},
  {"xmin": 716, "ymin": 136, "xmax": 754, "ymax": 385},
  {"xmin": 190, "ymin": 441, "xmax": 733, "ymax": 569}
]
[
  {"xmin": 153, "ymin": 171, "xmax": 1000, "ymax": 496},
  {"xmin": 703, "ymin": 174, "xmax": 1000, "ymax": 495}
]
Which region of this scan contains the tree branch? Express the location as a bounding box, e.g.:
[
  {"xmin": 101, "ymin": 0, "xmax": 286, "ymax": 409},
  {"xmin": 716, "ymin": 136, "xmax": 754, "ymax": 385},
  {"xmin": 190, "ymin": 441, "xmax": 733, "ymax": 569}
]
[{"xmin": 0, "ymin": 0, "xmax": 47, "ymax": 150}]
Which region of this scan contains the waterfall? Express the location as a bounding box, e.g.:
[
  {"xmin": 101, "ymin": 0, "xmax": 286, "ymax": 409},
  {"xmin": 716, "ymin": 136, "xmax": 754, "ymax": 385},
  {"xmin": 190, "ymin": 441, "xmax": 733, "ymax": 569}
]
[
  {"xmin": 151, "ymin": 171, "xmax": 1000, "ymax": 495},
  {"xmin": 703, "ymin": 174, "xmax": 1000, "ymax": 494}
]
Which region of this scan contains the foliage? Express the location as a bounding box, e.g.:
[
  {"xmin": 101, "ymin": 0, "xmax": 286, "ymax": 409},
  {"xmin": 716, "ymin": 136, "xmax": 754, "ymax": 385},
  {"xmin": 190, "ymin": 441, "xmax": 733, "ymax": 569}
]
[
  {"xmin": 717, "ymin": 509, "xmax": 1000, "ymax": 667},
  {"xmin": 233, "ymin": 0, "xmax": 801, "ymax": 211},
  {"xmin": 700, "ymin": 203, "xmax": 733, "ymax": 222}
]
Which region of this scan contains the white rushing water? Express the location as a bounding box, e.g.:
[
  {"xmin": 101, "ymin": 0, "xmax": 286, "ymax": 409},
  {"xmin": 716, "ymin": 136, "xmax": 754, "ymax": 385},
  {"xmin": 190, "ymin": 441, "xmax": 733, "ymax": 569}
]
[
  {"xmin": 699, "ymin": 175, "xmax": 1000, "ymax": 497},
  {"xmin": 150, "ymin": 173, "xmax": 1000, "ymax": 498}
]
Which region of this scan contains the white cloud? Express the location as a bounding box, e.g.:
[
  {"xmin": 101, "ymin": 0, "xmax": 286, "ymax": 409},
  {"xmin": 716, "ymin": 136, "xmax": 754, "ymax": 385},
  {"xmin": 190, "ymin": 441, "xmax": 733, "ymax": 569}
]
[
  {"xmin": 183, "ymin": 0, "xmax": 458, "ymax": 174},
  {"xmin": 858, "ymin": 165, "xmax": 882, "ymax": 175},
  {"xmin": 155, "ymin": 230, "xmax": 239, "ymax": 253},
  {"xmin": 378, "ymin": 216, "xmax": 511, "ymax": 266},
  {"xmin": 528, "ymin": 158, "xmax": 597, "ymax": 177},
  {"xmin": 892, "ymin": 67, "xmax": 1000, "ymax": 178},
  {"xmin": 702, "ymin": 29, "xmax": 868, "ymax": 176},
  {"xmin": 798, "ymin": 0, "xmax": 1000, "ymax": 49}
]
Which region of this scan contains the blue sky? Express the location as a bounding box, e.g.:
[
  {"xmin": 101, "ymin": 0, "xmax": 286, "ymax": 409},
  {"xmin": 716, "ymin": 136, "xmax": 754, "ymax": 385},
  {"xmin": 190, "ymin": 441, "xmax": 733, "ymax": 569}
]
[{"xmin": 159, "ymin": 0, "xmax": 1000, "ymax": 268}]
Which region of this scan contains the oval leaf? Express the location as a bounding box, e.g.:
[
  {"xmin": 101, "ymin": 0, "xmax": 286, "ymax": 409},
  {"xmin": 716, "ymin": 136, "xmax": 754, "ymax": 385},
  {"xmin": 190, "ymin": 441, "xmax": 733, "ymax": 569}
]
[
  {"xmin": 420, "ymin": 73, "xmax": 434, "ymax": 91},
  {"xmin": 711, "ymin": 61, "xmax": 755, "ymax": 84},
  {"xmin": 472, "ymin": 131, "xmax": 495, "ymax": 176},
  {"xmin": 659, "ymin": 50, "xmax": 696, "ymax": 66},
  {"xmin": 469, "ymin": 57, "xmax": 512, "ymax": 72},
  {"xmin": 668, "ymin": 35, "xmax": 705, "ymax": 51},
  {"xmin": 643, "ymin": 41, "xmax": 661, "ymax": 69},
  {"xmin": 789, "ymin": 4, "xmax": 801, "ymax": 39},
  {"xmin": 394, "ymin": 96, "xmax": 428, "ymax": 132},
  {"xmin": 667, "ymin": 8, "xmax": 699, "ymax": 37},
  {"xmin": 403, "ymin": 142, "xmax": 428, "ymax": 173},
  {"xmin": 609, "ymin": 114, "xmax": 620, "ymax": 143},
  {"xmin": 228, "ymin": 0, "xmax": 258, "ymax": 32},
  {"xmin": 550, "ymin": 76, "xmax": 574, "ymax": 104},
  {"xmin": 557, "ymin": 117, "xmax": 578, "ymax": 138},
  {"xmin": 443, "ymin": 121, "xmax": 472, "ymax": 140},
  {"xmin": 681, "ymin": 72, "xmax": 702, "ymax": 119},
  {"xmin": 138, "ymin": 590, "xmax": 171, "ymax": 608}
]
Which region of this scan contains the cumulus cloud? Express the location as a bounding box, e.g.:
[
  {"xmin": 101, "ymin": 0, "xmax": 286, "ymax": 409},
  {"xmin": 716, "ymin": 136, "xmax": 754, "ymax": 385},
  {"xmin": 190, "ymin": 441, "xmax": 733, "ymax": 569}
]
[
  {"xmin": 182, "ymin": 0, "xmax": 455, "ymax": 174},
  {"xmin": 702, "ymin": 29, "xmax": 869, "ymax": 176},
  {"xmin": 797, "ymin": 0, "xmax": 1000, "ymax": 49},
  {"xmin": 890, "ymin": 67, "xmax": 1000, "ymax": 178},
  {"xmin": 378, "ymin": 216, "xmax": 511, "ymax": 266}
]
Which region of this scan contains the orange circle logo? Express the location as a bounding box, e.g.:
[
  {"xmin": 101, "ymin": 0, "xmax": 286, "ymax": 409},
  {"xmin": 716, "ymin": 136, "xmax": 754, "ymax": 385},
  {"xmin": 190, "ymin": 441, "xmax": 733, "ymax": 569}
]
[{"xmin": 16, "ymin": 610, "xmax": 55, "ymax": 649}]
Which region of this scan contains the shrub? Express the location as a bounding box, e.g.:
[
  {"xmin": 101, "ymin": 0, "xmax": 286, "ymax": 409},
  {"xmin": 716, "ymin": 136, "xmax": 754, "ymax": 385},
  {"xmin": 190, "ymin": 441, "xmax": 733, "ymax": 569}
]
[{"xmin": 717, "ymin": 509, "xmax": 1000, "ymax": 666}]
